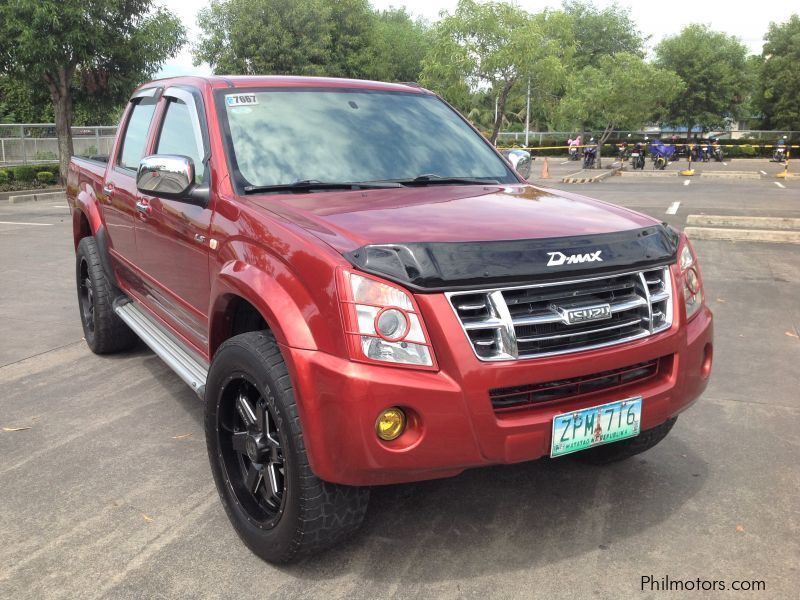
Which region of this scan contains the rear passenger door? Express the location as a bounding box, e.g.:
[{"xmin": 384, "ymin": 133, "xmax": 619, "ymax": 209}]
[
  {"xmin": 102, "ymin": 90, "xmax": 159, "ymax": 265},
  {"xmin": 134, "ymin": 86, "xmax": 213, "ymax": 353}
]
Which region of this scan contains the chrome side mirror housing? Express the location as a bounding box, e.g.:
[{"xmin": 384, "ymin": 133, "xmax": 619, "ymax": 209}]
[
  {"xmin": 137, "ymin": 154, "xmax": 197, "ymax": 199},
  {"xmin": 501, "ymin": 149, "xmax": 532, "ymax": 180}
]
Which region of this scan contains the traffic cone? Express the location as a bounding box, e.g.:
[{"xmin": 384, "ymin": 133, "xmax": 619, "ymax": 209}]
[{"xmin": 541, "ymin": 157, "xmax": 550, "ymax": 179}]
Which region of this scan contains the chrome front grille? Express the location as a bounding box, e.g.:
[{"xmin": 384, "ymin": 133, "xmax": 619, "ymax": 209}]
[{"xmin": 447, "ymin": 267, "xmax": 673, "ymax": 361}]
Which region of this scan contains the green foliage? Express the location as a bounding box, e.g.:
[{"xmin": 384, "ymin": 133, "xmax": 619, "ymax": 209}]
[
  {"xmin": 36, "ymin": 171, "xmax": 55, "ymax": 184},
  {"xmin": 369, "ymin": 8, "xmax": 432, "ymax": 82},
  {"xmin": 196, "ymin": 0, "xmax": 380, "ymax": 79},
  {"xmin": 420, "ymin": 0, "xmax": 571, "ymax": 142},
  {"xmin": 757, "ymin": 14, "xmax": 800, "ymax": 130},
  {"xmin": 558, "ymin": 53, "xmax": 684, "ymax": 143},
  {"xmin": 655, "ymin": 25, "xmax": 749, "ymax": 133},
  {"xmin": 0, "ymin": 170, "xmax": 9, "ymax": 184},
  {"xmin": 562, "ymin": 0, "xmax": 646, "ymax": 68},
  {"xmin": 12, "ymin": 166, "xmax": 37, "ymax": 183},
  {"xmin": 0, "ymin": 0, "xmax": 186, "ymax": 179}
]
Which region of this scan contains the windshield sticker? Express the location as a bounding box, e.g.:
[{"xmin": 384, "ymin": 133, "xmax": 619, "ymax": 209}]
[{"xmin": 225, "ymin": 94, "xmax": 258, "ymax": 107}]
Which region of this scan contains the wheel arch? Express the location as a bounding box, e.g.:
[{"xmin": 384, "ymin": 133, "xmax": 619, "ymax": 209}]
[{"xmin": 208, "ymin": 260, "xmax": 324, "ymax": 360}]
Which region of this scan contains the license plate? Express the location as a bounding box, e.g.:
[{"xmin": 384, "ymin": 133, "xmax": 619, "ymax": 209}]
[
  {"xmin": 631, "ymin": 152, "xmax": 640, "ymax": 157},
  {"xmin": 550, "ymin": 397, "xmax": 642, "ymax": 457}
]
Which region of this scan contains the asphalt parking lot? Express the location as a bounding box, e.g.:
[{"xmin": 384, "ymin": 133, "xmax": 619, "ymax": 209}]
[{"xmin": 1, "ymin": 164, "xmax": 798, "ymax": 598}]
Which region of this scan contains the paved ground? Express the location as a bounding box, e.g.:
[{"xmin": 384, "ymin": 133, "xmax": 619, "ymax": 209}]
[{"xmin": 1, "ymin": 172, "xmax": 799, "ymax": 598}]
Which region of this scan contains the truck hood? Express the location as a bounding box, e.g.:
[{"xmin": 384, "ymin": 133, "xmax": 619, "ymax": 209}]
[
  {"xmin": 249, "ymin": 184, "xmax": 676, "ymax": 291},
  {"xmin": 250, "ymin": 184, "xmax": 657, "ymax": 251}
]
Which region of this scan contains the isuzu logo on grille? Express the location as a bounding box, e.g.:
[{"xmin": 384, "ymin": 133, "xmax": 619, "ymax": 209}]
[
  {"xmin": 554, "ymin": 303, "xmax": 613, "ymax": 325},
  {"xmin": 546, "ymin": 250, "xmax": 603, "ymax": 267}
]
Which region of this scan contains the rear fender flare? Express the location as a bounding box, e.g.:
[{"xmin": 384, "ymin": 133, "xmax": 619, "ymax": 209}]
[{"xmin": 72, "ymin": 184, "xmax": 103, "ymax": 247}]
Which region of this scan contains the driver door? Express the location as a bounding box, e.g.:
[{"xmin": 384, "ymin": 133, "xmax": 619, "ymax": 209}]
[{"xmin": 134, "ymin": 87, "xmax": 213, "ymax": 355}]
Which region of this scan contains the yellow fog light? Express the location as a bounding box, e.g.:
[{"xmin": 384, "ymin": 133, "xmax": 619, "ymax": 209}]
[{"xmin": 376, "ymin": 408, "xmax": 406, "ymax": 441}]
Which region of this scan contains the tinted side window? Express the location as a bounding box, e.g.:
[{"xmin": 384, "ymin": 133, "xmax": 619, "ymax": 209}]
[
  {"xmin": 118, "ymin": 98, "xmax": 157, "ymax": 170},
  {"xmin": 156, "ymin": 99, "xmax": 205, "ymax": 182}
]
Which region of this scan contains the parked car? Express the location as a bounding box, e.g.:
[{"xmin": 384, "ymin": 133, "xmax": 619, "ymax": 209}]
[{"xmin": 67, "ymin": 76, "xmax": 713, "ymax": 564}]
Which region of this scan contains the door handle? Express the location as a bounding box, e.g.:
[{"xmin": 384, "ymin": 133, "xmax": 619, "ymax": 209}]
[{"xmin": 135, "ymin": 200, "xmax": 152, "ymax": 215}]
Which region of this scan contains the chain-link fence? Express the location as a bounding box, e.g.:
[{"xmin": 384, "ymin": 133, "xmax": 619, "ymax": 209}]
[{"xmin": 0, "ymin": 124, "xmax": 118, "ymax": 166}]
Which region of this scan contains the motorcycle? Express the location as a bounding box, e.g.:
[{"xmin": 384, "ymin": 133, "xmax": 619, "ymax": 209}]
[
  {"xmin": 711, "ymin": 142, "xmax": 724, "ymax": 162},
  {"xmin": 693, "ymin": 142, "xmax": 711, "ymax": 162},
  {"xmin": 773, "ymin": 146, "xmax": 786, "ymax": 162},
  {"xmin": 617, "ymin": 143, "xmax": 630, "ymax": 161},
  {"xmin": 630, "ymin": 143, "xmax": 645, "ymax": 170},
  {"xmin": 568, "ymin": 145, "xmax": 580, "ymax": 161},
  {"xmin": 649, "ymin": 140, "xmax": 675, "ymax": 170},
  {"xmin": 582, "ymin": 140, "xmax": 597, "ymax": 169}
]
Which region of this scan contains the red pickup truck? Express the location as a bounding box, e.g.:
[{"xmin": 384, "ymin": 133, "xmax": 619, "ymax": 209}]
[{"xmin": 67, "ymin": 76, "xmax": 713, "ymax": 563}]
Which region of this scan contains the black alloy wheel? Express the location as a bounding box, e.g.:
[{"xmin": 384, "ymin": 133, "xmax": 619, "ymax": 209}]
[
  {"xmin": 78, "ymin": 257, "xmax": 95, "ymax": 335},
  {"xmin": 218, "ymin": 376, "xmax": 286, "ymax": 528}
]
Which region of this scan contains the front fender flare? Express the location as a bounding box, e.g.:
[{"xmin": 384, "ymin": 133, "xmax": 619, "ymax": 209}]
[{"xmin": 209, "ymin": 259, "xmax": 323, "ymax": 357}]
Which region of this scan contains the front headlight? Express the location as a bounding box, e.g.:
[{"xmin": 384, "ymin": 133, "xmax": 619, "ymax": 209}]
[
  {"xmin": 679, "ymin": 236, "xmax": 703, "ymax": 319},
  {"xmin": 338, "ymin": 270, "xmax": 436, "ymax": 369}
]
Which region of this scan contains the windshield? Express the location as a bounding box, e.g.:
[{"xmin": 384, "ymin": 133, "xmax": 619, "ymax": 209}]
[{"xmin": 217, "ymin": 88, "xmax": 517, "ymax": 189}]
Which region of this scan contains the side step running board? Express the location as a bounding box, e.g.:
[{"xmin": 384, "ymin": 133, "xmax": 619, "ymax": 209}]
[{"xmin": 114, "ymin": 300, "xmax": 209, "ymax": 398}]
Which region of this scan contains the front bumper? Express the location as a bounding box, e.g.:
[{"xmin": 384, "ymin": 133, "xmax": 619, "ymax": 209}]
[{"xmin": 284, "ymin": 297, "xmax": 713, "ymax": 487}]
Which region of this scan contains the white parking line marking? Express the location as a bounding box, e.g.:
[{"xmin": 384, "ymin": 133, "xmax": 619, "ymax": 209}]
[
  {"xmin": 760, "ymin": 170, "xmax": 767, "ymax": 175},
  {"xmin": 666, "ymin": 201, "xmax": 681, "ymax": 214},
  {"xmin": 0, "ymin": 220, "xmax": 53, "ymax": 226},
  {"xmin": 774, "ymin": 182, "xmax": 786, "ymax": 189},
  {"xmin": 722, "ymin": 162, "xmax": 727, "ymax": 166},
  {"xmin": 560, "ymin": 161, "xmax": 570, "ymax": 165},
  {"xmin": 683, "ymin": 180, "xmax": 691, "ymax": 186}
]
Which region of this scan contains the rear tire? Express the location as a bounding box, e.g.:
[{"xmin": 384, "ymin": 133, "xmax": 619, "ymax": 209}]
[
  {"xmin": 572, "ymin": 417, "xmax": 678, "ymax": 465},
  {"xmin": 75, "ymin": 236, "xmax": 136, "ymax": 354},
  {"xmin": 205, "ymin": 331, "xmax": 369, "ymax": 563}
]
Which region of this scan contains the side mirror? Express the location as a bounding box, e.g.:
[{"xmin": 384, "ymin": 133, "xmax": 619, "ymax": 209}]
[
  {"xmin": 137, "ymin": 154, "xmax": 209, "ymax": 205},
  {"xmin": 501, "ymin": 149, "xmax": 532, "ymax": 180}
]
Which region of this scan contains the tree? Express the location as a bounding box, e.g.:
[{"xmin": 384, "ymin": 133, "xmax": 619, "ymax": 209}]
[
  {"xmin": 655, "ymin": 25, "xmax": 749, "ymax": 135},
  {"xmin": 368, "ymin": 8, "xmax": 432, "ymax": 83},
  {"xmin": 562, "ymin": 0, "xmax": 646, "ymax": 68},
  {"xmin": 195, "ymin": 0, "xmax": 376, "ymax": 78},
  {"xmin": 757, "ymin": 14, "xmax": 800, "ymax": 130},
  {"xmin": 0, "ymin": 1, "xmax": 185, "ymax": 181},
  {"xmin": 558, "ymin": 53, "xmax": 684, "ymax": 164},
  {"xmin": 420, "ymin": 0, "xmax": 566, "ymax": 144}
]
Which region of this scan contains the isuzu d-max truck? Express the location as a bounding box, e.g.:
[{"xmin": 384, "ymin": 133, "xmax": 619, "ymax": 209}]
[{"xmin": 67, "ymin": 76, "xmax": 713, "ymax": 563}]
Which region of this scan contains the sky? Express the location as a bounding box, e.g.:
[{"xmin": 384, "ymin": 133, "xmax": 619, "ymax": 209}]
[{"xmin": 156, "ymin": 0, "xmax": 798, "ymax": 78}]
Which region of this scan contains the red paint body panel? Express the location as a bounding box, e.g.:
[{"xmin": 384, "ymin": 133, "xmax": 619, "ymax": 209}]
[
  {"xmin": 252, "ymin": 184, "xmax": 658, "ymax": 252},
  {"xmin": 67, "ymin": 76, "xmax": 713, "ymax": 486}
]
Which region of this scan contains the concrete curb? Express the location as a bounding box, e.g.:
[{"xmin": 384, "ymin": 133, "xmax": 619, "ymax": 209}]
[
  {"xmin": 561, "ymin": 166, "xmax": 621, "ymax": 184},
  {"xmin": 620, "ymin": 170, "xmax": 676, "ymax": 177},
  {"xmin": 686, "ymin": 215, "xmax": 800, "ymax": 230},
  {"xmin": 684, "ymin": 226, "xmax": 800, "ymax": 244},
  {"xmin": 699, "ymin": 171, "xmax": 762, "ymax": 180},
  {"xmin": 7, "ymin": 189, "xmax": 65, "ymax": 204}
]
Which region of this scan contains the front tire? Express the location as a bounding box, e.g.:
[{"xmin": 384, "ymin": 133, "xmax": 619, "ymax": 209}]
[
  {"xmin": 75, "ymin": 237, "xmax": 136, "ymax": 354},
  {"xmin": 573, "ymin": 417, "xmax": 677, "ymax": 465},
  {"xmin": 205, "ymin": 331, "xmax": 369, "ymax": 563}
]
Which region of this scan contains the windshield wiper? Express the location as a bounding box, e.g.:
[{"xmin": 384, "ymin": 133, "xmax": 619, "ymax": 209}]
[
  {"xmin": 243, "ymin": 180, "xmax": 403, "ymax": 194},
  {"xmin": 388, "ymin": 174, "xmax": 500, "ymax": 186}
]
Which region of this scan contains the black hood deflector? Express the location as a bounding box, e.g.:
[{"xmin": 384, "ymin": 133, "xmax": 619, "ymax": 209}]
[{"xmin": 343, "ymin": 224, "xmax": 679, "ymax": 292}]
